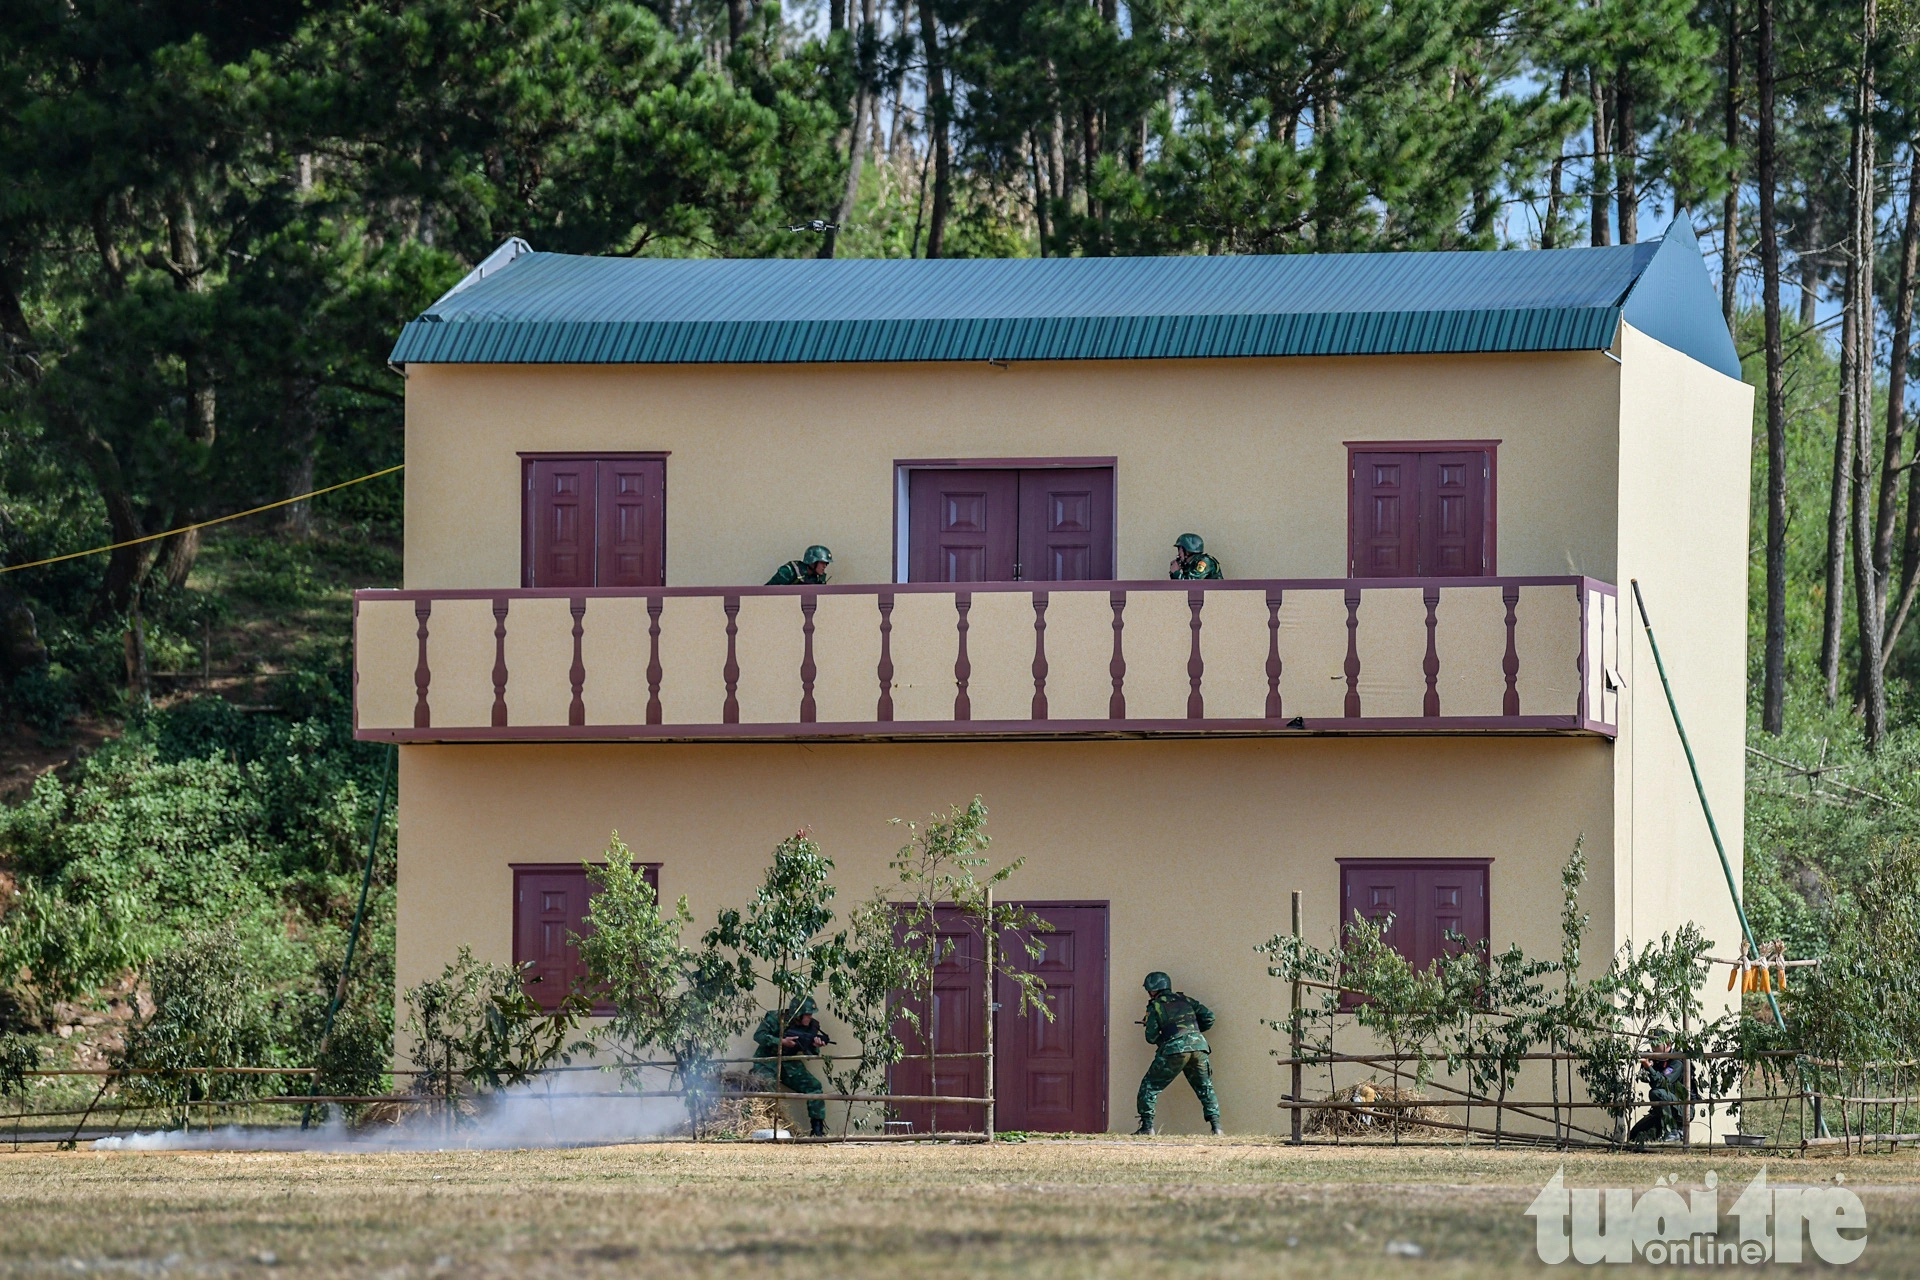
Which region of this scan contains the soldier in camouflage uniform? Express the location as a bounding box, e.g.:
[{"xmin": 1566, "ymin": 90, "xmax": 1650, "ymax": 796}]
[
  {"xmin": 1628, "ymin": 1027, "xmax": 1689, "ymax": 1144},
  {"xmin": 767, "ymin": 545, "xmax": 832, "ymax": 586},
  {"xmin": 751, "ymin": 995, "xmax": 832, "ymax": 1136},
  {"xmin": 1135, "ymin": 971, "xmax": 1222, "ymax": 1135},
  {"xmin": 1168, "ymin": 533, "xmax": 1224, "ymax": 580}
]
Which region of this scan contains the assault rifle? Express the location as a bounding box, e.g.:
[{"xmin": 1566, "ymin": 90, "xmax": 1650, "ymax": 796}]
[{"xmin": 785, "ymin": 1023, "xmax": 835, "ymax": 1055}]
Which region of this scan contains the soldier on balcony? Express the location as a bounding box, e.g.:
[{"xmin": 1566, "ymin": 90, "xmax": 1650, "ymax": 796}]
[
  {"xmin": 767, "ymin": 545, "xmax": 832, "ymax": 586},
  {"xmin": 1169, "ymin": 533, "xmax": 1224, "ymax": 580}
]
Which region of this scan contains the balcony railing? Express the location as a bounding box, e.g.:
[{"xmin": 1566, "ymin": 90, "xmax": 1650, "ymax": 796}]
[{"xmin": 353, "ymin": 577, "xmax": 1619, "ymax": 742}]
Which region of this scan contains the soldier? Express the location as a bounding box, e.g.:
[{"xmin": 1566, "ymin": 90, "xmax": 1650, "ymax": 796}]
[
  {"xmin": 767, "ymin": 545, "xmax": 832, "ymax": 586},
  {"xmin": 1168, "ymin": 533, "xmax": 1224, "ymax": 580},
  {"xmin": 1628, "ymin": 1028, "xmax": 1689, "ymax": 1144},
  {"xmin": 1135, "ymin": 971, "xmax": 1222, "ymax": 1135},
  {"xmin": 751, "ymin": 995, "xmax": 833, "ymax": 1136}
]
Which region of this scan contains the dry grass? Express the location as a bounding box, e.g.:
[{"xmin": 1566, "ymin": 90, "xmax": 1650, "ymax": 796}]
[{"xmin": 3, "ymin": 1138, "xmax": 1919, "ymax": 1279}]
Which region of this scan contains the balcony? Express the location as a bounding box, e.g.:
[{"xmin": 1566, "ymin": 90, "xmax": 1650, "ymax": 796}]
[{"xmin": 352, "ymin": 577, "xmax": 1619, "ymax": 742}]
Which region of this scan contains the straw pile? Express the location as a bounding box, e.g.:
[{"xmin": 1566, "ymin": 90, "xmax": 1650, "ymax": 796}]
[
  {"xmin": 1301, "ymin": 1079, "xmax": 1444, "ymax": 1137},
  {"xmin": 701, "ymin": 1068, "xmax": 788, "ymax": 1139}
]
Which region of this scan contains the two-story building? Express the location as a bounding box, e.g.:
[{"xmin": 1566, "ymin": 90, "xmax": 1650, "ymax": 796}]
[{"xmin": 357, "ymin": 217, "xmax": 1752, "ymax": 1136}]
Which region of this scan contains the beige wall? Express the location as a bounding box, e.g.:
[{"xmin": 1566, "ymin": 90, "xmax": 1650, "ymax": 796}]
[
  {"xmin": 1612, "ymin": 323, "xmax": 1754, "ymax": 1031},
  {"xmin": 396, "ymin": 735, "xmax": 1615, "ymax": 1135},
  {"xmin": 401, "ymin": 351, "xmax": 1622, "ymax": 590}
]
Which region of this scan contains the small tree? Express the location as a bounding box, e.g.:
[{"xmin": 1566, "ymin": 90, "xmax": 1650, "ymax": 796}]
[
  {"xmin": 890, "ymin": 798, "xmax": 1052, "ymax": 1134},
  {"xmin": 1569, "ymin": 924, "xmax": 1718, "ymax": 1140},
  {"xmin": 0, "ymin": 1032, "xmax": 38, "ymax": 1100},
  {"xmin": 576, "ymin": 833, "xmax": 756, "ymax": 1135},
  {"xmin": 400, "ymin": 948, "xmax": 589, "ymax": 1129},
  {"xmin": 707, "ymin": 831, "xmax": 847, "ymax": 1129},
  {"xmin": 822, "ymin": 889, "xmax": 920, "ymax": 1134}
]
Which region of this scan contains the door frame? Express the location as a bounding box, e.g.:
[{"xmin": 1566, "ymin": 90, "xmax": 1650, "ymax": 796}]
[
  {"xmin": 893, "ymin": 457, "xmax": 1118, "ymax": 583},
  {"xmin": 1342, "ymin": 439, "xmax": 1499, "ymax": 577},
  {"xmin": 519, "ymin": 451, "xmax": 671, "ymax": 588},
  {"xmin": 997, "ymin": 898, "xmax": 1111, "ymax": 1133}
]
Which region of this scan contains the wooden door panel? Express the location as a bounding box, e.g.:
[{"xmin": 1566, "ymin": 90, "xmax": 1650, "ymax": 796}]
[
  {"xmin": 1411, "ymin": 865, "xmax": 1488, "ymax": 966},
  {"xmin": 526, "ymin": 460, "xmax": 596, "ymax": 588},
  {"xmin": 890, "ymin": 911, "xmax": 988, "ymax": 1133},
  {"xmin": 1017, "ymin": 469, "xmax": 1113, "ymax": 581},
  {"xmin": 1340, "ymin": 861, "xmax": 1488, "ymax": 979},
  {"xmin": 1350, "ymin": 452, "xmax": 1420, "ymax": 577},
  {"xmin": 995, "ymin": 903, "xmax": 1108, "ymax": 1133},
  {"xmin": 892, "ymin": 903, "xmax": 1109, "ymax": 1134},
  {"xmin": 512, "ymin": 864, "xmax": 656, "ymax": 1015},
  {"xmin": 597, "ymin": 458, "xmax": 666, "ymax": 587},
  {"xmin": 1351, "ymin": 448, "xmax": 1490, "ymax": 578},
  {"xmin": 908, "ymin": 470, "xmax": 1019, "ymax": 583},
  {"xmin": 1419, "ymin": 452, "xmax": 1486, "ymax": 577}
]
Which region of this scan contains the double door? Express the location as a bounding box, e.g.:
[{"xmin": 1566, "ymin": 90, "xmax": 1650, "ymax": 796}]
[
  {"xmin": 1349, "ymin": 449, "xmax": 1491, "ymax": 577},
  {"xmin": 523, "ymin": 454, "xmax": 666, "ymax": 588},
  {"xmin": 907, "ymin": 468, "xmax": 1114, "ymax": 582},
  {"xmin": 889, "ymin": 903, "xmax": 1109, "ymax": 1133}
]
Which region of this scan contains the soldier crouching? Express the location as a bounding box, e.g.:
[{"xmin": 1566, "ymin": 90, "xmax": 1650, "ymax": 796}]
[{"xmin": 750, "ymin": 995, "xmax": 833, "ymax": 1137}]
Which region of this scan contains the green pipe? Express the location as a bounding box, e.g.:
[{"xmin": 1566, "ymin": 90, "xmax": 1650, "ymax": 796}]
[
  {"xmin": 1629, "ymin": 580, "xmax": 1785, "ymax": 1029},
  {"xmin": 302, "ymin": 744, "xmax": 396, "ymax": 1130}
]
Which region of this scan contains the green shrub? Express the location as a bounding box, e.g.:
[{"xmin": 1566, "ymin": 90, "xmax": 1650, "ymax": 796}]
[
  {"xmin": 116, "ymin": 918, "xmax": 306, "ymax": 1118},
  {"xmin": 401, "ymin": 948, "xmax": 589, "ymax": 1113}
]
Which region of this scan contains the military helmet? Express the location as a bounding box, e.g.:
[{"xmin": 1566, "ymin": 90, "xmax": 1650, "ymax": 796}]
[
  {"xmin": 788, "ymin": 995, "xmax": 818, "ymax": 1017},
  {"xmin": 803, "ymin": 545, "xmax": 833, "ymax": 565},
  {"xmin": 1174, "ymin": 533, "xmax": 1205, "ymax": 556},
  {"xmin": 1144, "ymin": 971, "xmax": 1173, "ymax": 994}
]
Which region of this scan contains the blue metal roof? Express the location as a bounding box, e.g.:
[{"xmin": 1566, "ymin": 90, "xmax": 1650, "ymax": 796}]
[{"xmin": 390, "ymin": 217, "xmax": 1739, "ymax": 377}]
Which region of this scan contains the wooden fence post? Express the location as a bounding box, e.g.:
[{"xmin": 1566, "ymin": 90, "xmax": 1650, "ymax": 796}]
[
  {"xmin": 1290, "ymin": 889, "xmax": 1303, "ymax": 1145},
  {"xmin": 984, "ymin": 884, "xmax": 995, "ymax": 1141}
]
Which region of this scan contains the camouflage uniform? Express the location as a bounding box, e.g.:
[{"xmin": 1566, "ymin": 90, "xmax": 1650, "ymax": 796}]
[
  {"xmin": 751, "ymin": 999, "xmax": 828, "ymax": 1130},
  {"xmin": 767, "ymin": 545, "xmax": 832, "ymax": 586},
  {"xmin": 1169, "ymin": 534, "xmax": 1225, "ymax": 580},
  {"xmin": 1136, "ymin": 977, "xmax": 1220, "ymax": 1132},
  {"xmin": 1628, "ymin": 1044, "xmax": 1689, "ymax": 1143}
]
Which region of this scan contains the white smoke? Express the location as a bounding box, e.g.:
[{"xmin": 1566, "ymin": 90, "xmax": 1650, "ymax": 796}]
[{"xmin": 92, "ymin": 1076, "xmax": 691, "ymax": 1152}]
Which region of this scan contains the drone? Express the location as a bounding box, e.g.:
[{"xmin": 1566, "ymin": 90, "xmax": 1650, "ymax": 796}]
[{"xmin": 787, "ymin": 219, "xmax": 841, "ymax": 233}]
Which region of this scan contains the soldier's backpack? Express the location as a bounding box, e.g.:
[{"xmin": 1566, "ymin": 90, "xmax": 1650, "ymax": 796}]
[{"xmin": 1168, "ymin": 993, "xmax": 1215, "ymax": 1034}]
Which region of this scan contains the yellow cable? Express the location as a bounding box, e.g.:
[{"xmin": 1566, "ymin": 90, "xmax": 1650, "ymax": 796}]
[{"xmin": 0, "ymin": 464, "xmax": 405, "ymax": 575}]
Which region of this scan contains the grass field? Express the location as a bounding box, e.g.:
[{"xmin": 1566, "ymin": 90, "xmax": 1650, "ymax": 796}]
[{"xmin": 2, "ymin": 1138, "xmax": 1918, "ymax": 1278}]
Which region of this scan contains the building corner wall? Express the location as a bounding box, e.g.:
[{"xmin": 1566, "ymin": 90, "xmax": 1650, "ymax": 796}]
[{"xmin": 1613, "ymin": 322, "xmax": 1753, "ymax": 1046}]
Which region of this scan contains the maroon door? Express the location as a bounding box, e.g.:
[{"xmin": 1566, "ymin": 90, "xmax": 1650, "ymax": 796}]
[
  {"xmin": 907, "ymin": 466, "xmax": 1113, "ymax": 582},
  {"xmin": 890, "ymin": 902, "xmax": 1110, "ymax": 1134},
  {"xmin": 523, "ymin": 455, "xmax": 666, "ymax": 588},
  {"xmin": 1419, "ymin": 452, "xmax": 1487, "ymax": 576},
  {"xmin": 1338, "ymin": 859, "xmax": 1489, "ymax": 974},
  {"xmin": 1350, "ymin": 449, "xmax": 1490, "ymax": 577},
  {"xmin": 511, "ymin": 863, "xmax": 658, "ymax": 1013},
  {"xmin": 994, "ymin": 903, "xmax": 1109, "ymax": 1133},
  {"xmin": 1017, "ymin": 470, "xmax": 1114, "ymax": 581},
  {"xmin": 908, "ymin": 469, "xmax": 1019, "ymax": 582},
  {"xmin": 890, "ymin": 910, "xmax": 988, "ymax": 1133},
  {"xmin": 1350, "ymin": 452, "xmax": 1420, "ymax": 577},
  {"xmin": 526, "ymin": 459, "xmax": 597, "ymax": 589},
  {"xmin": 596, "ymin": 457, "xmax": 666, "ymax": 587}
]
